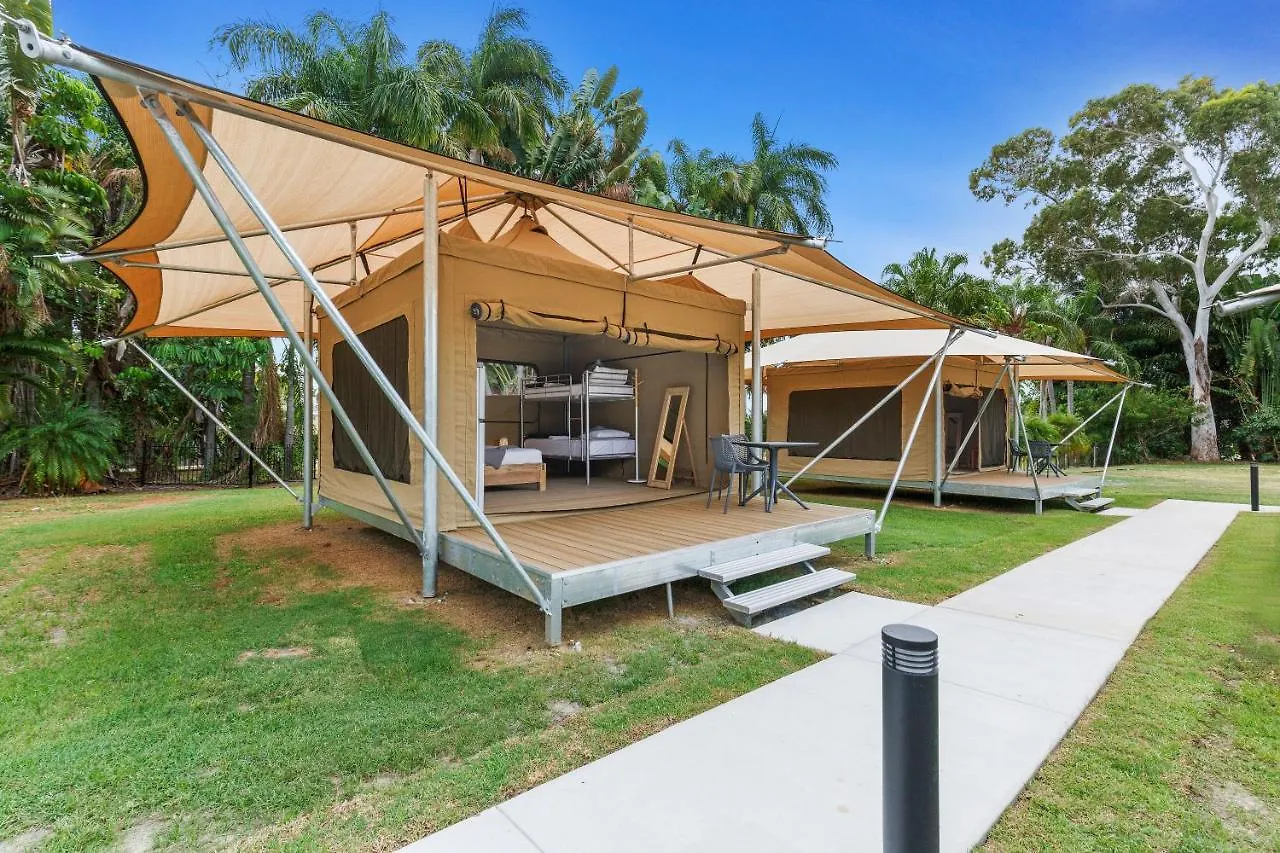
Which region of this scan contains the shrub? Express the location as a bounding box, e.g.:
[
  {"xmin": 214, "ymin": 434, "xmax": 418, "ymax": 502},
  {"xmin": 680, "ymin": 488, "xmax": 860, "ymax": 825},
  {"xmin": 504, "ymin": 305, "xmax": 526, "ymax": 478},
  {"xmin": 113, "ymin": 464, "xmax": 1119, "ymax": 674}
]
[
  {"xmin": 1074, "ymin": 385, "xmax": 1195, "ymax": 463},
  {"xmin": 0, "ymin": 399, "xmax": 119, "ymax": 493},
  {"xmin": 1231, "ymin": 406, "xmax": 1280, "ymax": 461}
]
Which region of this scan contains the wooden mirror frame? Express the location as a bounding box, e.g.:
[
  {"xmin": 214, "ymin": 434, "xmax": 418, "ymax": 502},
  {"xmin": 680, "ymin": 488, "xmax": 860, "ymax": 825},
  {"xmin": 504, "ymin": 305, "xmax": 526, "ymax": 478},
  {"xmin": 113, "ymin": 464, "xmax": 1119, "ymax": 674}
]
[{"xmin": 646, "ymin": 385, "xmax": 691, "ymax": 489}]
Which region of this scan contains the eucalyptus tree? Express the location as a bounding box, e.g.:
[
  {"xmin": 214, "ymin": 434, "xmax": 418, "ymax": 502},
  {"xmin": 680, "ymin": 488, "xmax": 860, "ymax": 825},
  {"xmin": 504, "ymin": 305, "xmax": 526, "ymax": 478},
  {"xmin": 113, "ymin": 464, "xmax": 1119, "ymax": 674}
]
[
  {"xmin": 971, "ymin": 77, "xmax": 1280, "ymax": 460},
  {"xmin": 519, "ymin": 66, "xmax": 646, "ymax": 195}
]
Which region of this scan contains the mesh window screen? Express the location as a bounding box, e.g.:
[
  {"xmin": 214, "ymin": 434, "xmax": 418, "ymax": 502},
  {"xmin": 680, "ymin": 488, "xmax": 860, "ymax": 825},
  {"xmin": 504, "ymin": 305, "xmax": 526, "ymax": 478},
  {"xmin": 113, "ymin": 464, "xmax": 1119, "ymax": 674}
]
[
  {"xmin": 980, "ymin": 389, "xmax": 1008, "ymax": 467},
  {"xmin": 787, "ymin": 387, "xmax": 901, "ymax": 461},
  {"xmin": 332, "ymin": 316, "xmax": 411, "ymax": 483}
]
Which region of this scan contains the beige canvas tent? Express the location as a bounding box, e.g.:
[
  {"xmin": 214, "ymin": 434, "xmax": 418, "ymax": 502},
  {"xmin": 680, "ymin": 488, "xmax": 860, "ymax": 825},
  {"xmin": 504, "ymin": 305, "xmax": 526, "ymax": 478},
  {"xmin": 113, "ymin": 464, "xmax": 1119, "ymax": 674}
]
[
  {"xmin": 752, "ymin": 329, "xmax": 1131, "ymax": 525},
  {"xmin": 8, "ymin": 17, "xmax": 971, "ymax": 640}
]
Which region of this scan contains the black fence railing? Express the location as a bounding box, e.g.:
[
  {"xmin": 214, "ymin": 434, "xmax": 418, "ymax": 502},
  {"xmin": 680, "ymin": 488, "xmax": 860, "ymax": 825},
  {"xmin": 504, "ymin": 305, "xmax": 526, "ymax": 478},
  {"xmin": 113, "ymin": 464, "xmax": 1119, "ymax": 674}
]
[{"xmin": 119, "ymin": 437, "xmax": 315, "ymax": 488}]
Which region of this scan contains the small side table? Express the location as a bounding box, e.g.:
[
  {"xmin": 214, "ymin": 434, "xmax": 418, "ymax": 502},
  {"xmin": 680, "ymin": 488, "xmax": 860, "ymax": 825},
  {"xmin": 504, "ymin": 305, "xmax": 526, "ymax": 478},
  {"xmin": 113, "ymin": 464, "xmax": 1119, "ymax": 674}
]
[{"xmin": 737, "ymin": 440, "xmax": 817, "ymax": 512}]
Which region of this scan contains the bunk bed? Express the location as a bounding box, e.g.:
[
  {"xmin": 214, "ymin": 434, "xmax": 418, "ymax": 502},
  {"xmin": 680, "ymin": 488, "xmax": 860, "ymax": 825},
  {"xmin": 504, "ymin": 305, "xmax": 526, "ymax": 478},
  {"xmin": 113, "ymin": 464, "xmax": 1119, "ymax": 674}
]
[{"xmin": 519, "ymin": 364, "xmax": 640, "ymax": 484}]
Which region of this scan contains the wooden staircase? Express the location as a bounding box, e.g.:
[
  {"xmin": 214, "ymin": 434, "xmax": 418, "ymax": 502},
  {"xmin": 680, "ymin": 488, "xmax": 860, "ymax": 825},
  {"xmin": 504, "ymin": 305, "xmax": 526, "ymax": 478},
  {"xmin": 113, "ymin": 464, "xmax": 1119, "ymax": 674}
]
[
  {"xmin": 699, "ymin": 543, "xmax": 853, "ymax": 627},
  {"xmin": 1063, "ymin": 486, "xmax": 1115, "ymax": 513}
]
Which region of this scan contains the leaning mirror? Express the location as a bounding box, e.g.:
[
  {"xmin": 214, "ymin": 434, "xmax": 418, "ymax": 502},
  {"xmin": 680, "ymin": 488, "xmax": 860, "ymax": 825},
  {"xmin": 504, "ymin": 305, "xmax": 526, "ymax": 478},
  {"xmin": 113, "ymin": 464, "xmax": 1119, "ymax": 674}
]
[{"xmin": 646, "ymin": 385, "xmax": 691, "ymax": 489}]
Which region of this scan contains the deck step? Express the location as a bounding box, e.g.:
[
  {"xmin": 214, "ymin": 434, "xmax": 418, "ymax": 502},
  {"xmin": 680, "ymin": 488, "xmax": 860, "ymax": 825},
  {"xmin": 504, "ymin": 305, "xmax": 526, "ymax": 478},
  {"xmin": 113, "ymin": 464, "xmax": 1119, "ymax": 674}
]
[
  {"xmin": 722, "ymin": 568, "xmax": 855, "ymax": 617},
  {"xmin": 1060, "ymin": 486, "xmax": 1102, "ymax": 499},
  {"xmin": 698, "ymin": 543, "xmax": 831, "ymax": 583},
  {"xmin": 1067, "ymin": 496, "xmax": 1115, "ymax": 512}
]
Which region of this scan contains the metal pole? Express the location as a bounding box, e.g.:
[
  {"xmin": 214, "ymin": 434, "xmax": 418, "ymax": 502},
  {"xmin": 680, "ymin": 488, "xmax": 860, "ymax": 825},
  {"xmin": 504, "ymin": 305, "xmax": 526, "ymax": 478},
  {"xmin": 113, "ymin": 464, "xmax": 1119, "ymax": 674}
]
[
  {"xmin": 422, "ymin": 172, "xmax": 440, "ymax": 597},
  {"xmin": 876, "ymin": 329, "xmax": 963, "ymax": 532},
  {"xmin": 1098, "ymin": 385, "xmax": 1128, "ymax": 491},
  {"xmin": 1055, "ymin": 385, "xmax": 1128, "ymax": 447},
  {"xmin": 882, "ymin": 623, "xmax": 940, "ymax": 853},
  {"xmin": 128, "ymin": 340, "xmax": 299, "ymax": 499},
  {"xmin": 302, "ymin": 289, "xmax": 314, "ymax": 528},
  {"xmin": 627, "ymin": 245, "xmax": 788, "ymax": 282},
  {"xmin": 1013, "ymin": 366, "xmax": 1043, "ymax": 514},
  {"xmin": 932, "ymin": 352, "xmax": 945, "ymax": 507},
  {"xmin": 750, "ymin": 268, "xmax": 764, "ymax": 494},
  {"xmin": 141, "ymin": 94, "xmax": 422, "ymax": 551},
  {"xmin": 784, "ymin": 347, "xmax": 949, "ymax": 489},
  {"xmin": 177, "ymin": 101, "xmax": 550, "ymax": 613},
  {"xmin": 1250, "ymin": 463, "xmax": 1260, "ymax": 511},
  {"xmin": 942, "ymin": 360, "xmax": 1012, "ymax": 487}
]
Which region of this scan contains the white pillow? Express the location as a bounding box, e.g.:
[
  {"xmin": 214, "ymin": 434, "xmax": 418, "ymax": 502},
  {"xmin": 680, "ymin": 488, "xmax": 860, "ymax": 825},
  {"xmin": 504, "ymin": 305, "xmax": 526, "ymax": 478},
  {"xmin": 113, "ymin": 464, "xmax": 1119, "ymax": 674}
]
[{"xmin": 589, "ymin": 426, "xmax": 630, "ymax": 439}]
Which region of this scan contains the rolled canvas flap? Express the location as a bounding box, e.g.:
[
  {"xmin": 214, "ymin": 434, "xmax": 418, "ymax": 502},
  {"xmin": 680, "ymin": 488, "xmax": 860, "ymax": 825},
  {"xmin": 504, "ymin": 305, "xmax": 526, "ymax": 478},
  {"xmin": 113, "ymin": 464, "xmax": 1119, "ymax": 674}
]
[{"xmin": 468, "ymin": 301, "xmax": 739, "ymax": 355}]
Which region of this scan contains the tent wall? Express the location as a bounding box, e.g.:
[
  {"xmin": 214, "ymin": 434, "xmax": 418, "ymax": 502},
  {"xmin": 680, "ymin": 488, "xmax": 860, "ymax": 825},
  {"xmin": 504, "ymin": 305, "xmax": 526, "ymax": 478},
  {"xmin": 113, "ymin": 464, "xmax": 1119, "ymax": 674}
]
[
  {"xmin": 318, "ymin": 229, "xmax": 745, "ymax": 533},
  {"xmin": 766, "ymin": 357, "xmax": 1009, "ymax": 482}
]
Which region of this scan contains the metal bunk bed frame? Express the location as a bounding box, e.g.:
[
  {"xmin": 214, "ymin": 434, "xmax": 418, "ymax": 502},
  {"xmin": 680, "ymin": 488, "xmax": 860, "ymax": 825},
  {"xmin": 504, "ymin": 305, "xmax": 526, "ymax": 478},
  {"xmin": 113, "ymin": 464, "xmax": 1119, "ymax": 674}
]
[{"xmin": 519, "ymin": 367, "xmax": 641, "ymax": 485}]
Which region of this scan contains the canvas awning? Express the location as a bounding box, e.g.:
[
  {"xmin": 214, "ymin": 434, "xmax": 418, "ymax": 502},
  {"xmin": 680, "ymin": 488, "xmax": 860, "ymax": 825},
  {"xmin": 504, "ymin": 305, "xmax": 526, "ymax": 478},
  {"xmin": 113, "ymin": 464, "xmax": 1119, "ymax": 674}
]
[
  {"xmin": 52, "ymin": 45, "xmax": 959, "ymax": 340},
  {"xmin": 751, "ymin": 329, "xmax": 1128, "ymax": 382}
]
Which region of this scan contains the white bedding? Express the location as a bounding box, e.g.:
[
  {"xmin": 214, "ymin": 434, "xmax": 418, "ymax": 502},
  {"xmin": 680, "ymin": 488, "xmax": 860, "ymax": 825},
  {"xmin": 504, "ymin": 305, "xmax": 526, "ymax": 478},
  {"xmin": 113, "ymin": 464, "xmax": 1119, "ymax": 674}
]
[
  {"xmin": 525, "ymin": 436, "xmax": 636, "ymax": 459},
  {"xmin": 521, "ymin": 382, "xmax": 634, "ymax": 400},
  {"xmin": 484, "ymin": 445, "xmax": 544, "ymax": 468}
]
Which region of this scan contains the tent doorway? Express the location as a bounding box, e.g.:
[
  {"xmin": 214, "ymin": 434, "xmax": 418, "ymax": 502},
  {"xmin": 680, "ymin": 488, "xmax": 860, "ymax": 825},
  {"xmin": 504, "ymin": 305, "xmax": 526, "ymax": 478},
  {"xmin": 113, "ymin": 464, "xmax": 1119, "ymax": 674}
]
[{"xmin": 944, "ymin": 394, "xmax": 981, "ymax": 472}]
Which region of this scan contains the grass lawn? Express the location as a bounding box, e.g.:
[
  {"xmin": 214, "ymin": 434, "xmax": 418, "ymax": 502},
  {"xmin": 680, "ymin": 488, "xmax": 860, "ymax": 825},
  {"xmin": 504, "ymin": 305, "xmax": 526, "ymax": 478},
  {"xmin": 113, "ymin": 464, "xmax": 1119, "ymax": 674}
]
[
  {"xmin": 0, "ymin": 488, "xmax": 821, "ymax": 850},
  {"xmin": 799, "ymin": 488, "xmax": 1114, "ymax": 604},
  {"xmin": 1098, "ymin": 461, "xmax": 1280, "ymax": 508},
  {"xmin": 983, "ymin": 513, "xmax": 1280, "ymax": 851}
]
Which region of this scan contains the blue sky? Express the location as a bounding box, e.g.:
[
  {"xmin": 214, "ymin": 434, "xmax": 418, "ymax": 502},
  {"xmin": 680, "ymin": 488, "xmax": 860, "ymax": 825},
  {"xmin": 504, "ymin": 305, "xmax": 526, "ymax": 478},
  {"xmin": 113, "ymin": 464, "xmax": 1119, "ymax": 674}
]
[{"xmin": 54, "ymin": 0, "xmax": 1280, "ymax": 279}]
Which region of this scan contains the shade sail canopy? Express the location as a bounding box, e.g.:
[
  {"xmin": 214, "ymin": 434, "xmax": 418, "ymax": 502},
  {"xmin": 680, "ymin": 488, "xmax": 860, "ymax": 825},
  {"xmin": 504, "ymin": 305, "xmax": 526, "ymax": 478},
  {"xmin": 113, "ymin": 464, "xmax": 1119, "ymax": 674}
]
[
  {"xmin": 752, "ymin": 329, "xmax": 1128, "ymax": 382},
  {"xmin": 66, "ymin": 45, "xmax": 958, "ymax": 339}
]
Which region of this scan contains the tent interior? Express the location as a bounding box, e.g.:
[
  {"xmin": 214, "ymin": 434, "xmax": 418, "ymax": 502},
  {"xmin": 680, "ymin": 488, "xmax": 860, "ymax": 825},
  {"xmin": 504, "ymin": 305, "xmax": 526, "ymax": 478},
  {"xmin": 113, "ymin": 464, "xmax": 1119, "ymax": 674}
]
[{"xmin": 317, "ymin": 215, "xmax": 744, "ymax": 533}]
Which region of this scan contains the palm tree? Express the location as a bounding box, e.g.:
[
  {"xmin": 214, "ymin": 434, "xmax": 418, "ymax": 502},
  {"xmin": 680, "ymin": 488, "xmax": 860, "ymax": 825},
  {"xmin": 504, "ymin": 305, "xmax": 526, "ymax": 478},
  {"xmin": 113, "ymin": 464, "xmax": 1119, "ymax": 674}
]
[
  {"xmin": 1, "ymin": 0, "xmax": 53, "ymax": 184},
  {"xmin": 881, "ymin": 248, "xmax": 995, "ymax": 321},
  {"xmin": 414, "ymin": 6, "xmax": 562, "ymax": 164},
  {"xmin": 519, "ymin": 66, "xmax": 646, "ymax": 195},
  {"xmin": 0, "ymin": 180, "xmax": 93, "ymax": 335},
  {"xmin": 736, "ymin": 113, "xmax": 838, "ymax": 235}
]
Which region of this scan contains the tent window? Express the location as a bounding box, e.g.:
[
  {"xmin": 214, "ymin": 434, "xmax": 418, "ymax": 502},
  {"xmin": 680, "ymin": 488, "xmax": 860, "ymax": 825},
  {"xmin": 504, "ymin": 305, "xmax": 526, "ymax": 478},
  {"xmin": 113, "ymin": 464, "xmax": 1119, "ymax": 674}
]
[
  {"xmin": 980, "ymin": 389, "xmax": 1008, "ymax": 467},
  {"xmin": 332, "ymin": 316, "xmax": 411, "ymax": 483},
  {"xmin": 787, "ymin": 387, "xmax": 901, "ymax": 461}
]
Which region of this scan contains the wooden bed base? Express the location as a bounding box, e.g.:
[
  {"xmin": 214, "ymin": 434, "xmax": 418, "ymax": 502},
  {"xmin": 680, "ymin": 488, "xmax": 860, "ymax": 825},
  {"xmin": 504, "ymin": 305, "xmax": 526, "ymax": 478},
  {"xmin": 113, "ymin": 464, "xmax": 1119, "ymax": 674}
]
[{"xmin": 484, "ymin": 462, "xmax": 547, "ymax": 491}]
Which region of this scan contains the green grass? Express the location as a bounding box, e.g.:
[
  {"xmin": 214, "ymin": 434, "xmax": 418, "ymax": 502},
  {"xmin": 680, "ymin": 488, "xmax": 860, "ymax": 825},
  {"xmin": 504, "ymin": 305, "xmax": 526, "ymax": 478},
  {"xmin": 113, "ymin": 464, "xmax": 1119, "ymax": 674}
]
[
  {"xmin": 800, "ymin": 488, "xmax": 1114, "ymax": 604},
  {"xmin": 0, "ymin": 488, "xmax": 819, "ymax": 851},
  {"xmin": 983, "ymin": 513, "xmax": 1280, "ymax": 851},
  {"xmin": 1101, "ymin": 461, "xmax": 1280, "ymax": 508}
]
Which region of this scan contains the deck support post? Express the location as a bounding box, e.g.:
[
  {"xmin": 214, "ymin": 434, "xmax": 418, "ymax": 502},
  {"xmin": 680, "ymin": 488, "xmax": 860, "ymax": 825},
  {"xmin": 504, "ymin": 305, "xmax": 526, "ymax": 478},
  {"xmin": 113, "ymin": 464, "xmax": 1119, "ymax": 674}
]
[
  {"xmin": 665, "ymin": 582, "xmax": 675, "ymax": 619},
  {"xmin": 750, "ymin": 268, "xmax": 764, "ymax": 492},
  {"xmin": 876, "ymin": 328, "xmax": 964, "ymax": 533},
  {"xmin": 129, "ymin": 340, "xmax": 299, "ymax": 498},
  {"xmin": 545, "ymin": 583, "xmax": 564, "ymax": 646},
  {"xmin": 864, "ymin": 530, "xmax": 876, "ymax": 559},
  {"xmin": 421, "ymin": 172, "xmax": 440, "ymax": 598},
  {"xmin": 302, "ymin": 289, "xmax": 314, "ymax": 527}
]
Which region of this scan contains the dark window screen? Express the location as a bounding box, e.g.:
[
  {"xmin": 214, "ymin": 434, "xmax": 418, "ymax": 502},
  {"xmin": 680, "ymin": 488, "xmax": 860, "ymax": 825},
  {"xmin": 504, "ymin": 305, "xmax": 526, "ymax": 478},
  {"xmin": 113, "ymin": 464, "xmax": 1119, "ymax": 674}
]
[
  {"xmin": 332, "ymin": 316, "xmax": 411, "ymax": 483},
  {"xmin": 980, "ymin": 389, "xmax": 1008, "ymax": 468},
  {"xmin": 787, "ymin": 387, "xmax": 901, "ymax": 461}
]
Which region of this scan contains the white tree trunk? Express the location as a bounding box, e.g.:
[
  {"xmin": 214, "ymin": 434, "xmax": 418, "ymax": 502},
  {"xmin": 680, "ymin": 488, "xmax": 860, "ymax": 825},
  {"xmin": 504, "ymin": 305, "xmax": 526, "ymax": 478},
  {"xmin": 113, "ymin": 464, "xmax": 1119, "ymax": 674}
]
[{"xmin": 1186, "ymin": 331, "xmax": 1219, "ymax": 461}]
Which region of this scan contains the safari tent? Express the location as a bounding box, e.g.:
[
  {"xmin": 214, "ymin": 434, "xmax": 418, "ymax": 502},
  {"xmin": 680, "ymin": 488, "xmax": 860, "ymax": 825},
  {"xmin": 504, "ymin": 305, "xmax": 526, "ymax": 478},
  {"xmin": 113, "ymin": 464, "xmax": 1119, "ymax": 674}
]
[
  {"xmin": 753, "ymin": 329, "xmax": 1132, "ymax": 523},
  {"xmin": 10, "ymin": 19, "xmax": 961, "ymax": 641}
]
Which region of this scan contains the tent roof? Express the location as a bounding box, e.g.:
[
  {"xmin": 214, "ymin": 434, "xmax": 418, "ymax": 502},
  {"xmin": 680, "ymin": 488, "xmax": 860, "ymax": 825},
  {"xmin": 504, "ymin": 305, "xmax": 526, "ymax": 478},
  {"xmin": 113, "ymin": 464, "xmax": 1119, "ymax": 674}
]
[
  {"xmin": 752, "ymin": 329, "xmax": 1128, "ymax": 382},
  {"xmin": 68, "ymin": 46, "xmax": 959, "ymax": 339}
]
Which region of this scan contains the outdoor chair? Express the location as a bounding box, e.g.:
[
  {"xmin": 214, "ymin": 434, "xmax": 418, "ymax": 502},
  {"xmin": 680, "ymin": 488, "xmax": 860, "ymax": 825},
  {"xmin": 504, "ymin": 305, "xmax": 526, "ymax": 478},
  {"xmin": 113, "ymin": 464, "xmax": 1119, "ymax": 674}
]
[
  {"xmin": 1009, "ymin": 440, "xmax": 1028, "ymax": 473},
  {"xmin": 706, "ymin": 434, "xmax": 769, "ymax": 513},
  {"xmin": 1027, "ymin": 440, "xmax": 1065, "ymax": 477}
]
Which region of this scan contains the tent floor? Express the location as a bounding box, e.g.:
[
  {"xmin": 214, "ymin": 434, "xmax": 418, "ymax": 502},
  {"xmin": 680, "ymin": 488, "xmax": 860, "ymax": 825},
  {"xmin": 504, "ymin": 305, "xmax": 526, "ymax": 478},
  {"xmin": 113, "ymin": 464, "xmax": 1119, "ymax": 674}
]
[
  {"xmin": 787, "ymin": 468, "xmax": 1102, "ymax": 506},
  {"xmin": 440, "ymin": 494, "xmax": 874, "ymax": 643},
  {"xmin": 481, "ymin": 476, "xmax": 702, "ymax": 518}
]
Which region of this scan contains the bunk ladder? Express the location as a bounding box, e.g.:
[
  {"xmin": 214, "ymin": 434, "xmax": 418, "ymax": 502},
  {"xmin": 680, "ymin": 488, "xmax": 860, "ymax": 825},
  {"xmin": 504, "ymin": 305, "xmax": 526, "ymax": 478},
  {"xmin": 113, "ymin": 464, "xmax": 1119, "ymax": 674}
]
[{"xmin": 699, "ymin": 543, "xmax": 853, "ymax": 627}]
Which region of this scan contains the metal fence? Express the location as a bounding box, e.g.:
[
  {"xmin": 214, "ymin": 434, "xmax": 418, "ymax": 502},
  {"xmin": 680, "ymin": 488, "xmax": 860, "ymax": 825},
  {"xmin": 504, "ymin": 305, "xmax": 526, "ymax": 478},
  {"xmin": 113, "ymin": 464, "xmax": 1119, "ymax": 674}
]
[{"xmin": 119, "ymin": 437, "xmax": 314, "ymax": 488}]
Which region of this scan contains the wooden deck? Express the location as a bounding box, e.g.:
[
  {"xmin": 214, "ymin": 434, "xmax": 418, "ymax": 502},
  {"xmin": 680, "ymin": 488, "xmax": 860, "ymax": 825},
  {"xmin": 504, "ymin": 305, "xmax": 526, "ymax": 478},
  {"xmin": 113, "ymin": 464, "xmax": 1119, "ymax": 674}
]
[
  {"xmin": 786, "ymin": 467, "xmax": 1102, "ymax": 507},
  {"xmin": 441, "ymin": 494, "xmax": 875, "ymax": 642},
  {"xmin": 483, "ymin": 477, "xmax": 701, "ymax": 517}
]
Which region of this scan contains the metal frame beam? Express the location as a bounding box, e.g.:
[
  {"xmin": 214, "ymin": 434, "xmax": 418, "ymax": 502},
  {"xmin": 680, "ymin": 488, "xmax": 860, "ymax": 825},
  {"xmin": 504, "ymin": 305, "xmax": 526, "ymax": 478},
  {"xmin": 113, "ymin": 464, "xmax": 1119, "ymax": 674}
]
[
  {"xmin": 114, "ymin": 259, "xmax": 353, "ymax": 286},
  {"xmin": 1011, "ymin": 365, "xmax": 1044, "ymax": 514},
  {"xmin": 174, "ymin": 98, "xmax": 550, "ymax": 614},
  {"xmin": 750, "ymin": 268, "xmax": 764, "ymax": 492},
  {"xmin": 783, "ymin": 337, "xmax": 956, "ymax": 489},
  {"xmin": 627, "ymin": 245, "xmax": 788, "ymax": 283},
  {"xmin": 875, "ymin": 328, "xmax": 964, "ymax": 532},
  {"xmin": 302, "ymin": 289, "xmax": 315, "ymax": 527},
  {"xmin": 128, "ymin": 340, "xmax": 298, "ymax": 498},
  {"xmin": 1056, "ymin": 384, "xmax": 1130, "ymax": 447},
  {"xmin": 1099, "ymin": 385, "xmax": 1129, "ymax": 490},
  {"xmin": 421, "ymin": 173, "xmax": 440, "ymax": 597},
  {"xmin": 940, "ymin": 358, "xmax": 1013, "ymax": 488}
]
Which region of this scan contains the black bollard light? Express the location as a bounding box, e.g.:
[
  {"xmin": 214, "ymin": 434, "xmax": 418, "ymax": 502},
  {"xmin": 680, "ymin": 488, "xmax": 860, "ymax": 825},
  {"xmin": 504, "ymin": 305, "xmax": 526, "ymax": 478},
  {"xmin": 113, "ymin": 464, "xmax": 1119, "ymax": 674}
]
[
  {"xmin": 882, "ymin": 623, "xmax": 940, "ymax": 853},
  {"xmin": 1251, "ymin": 462, "xmax": 1260, "ymax": 512}
]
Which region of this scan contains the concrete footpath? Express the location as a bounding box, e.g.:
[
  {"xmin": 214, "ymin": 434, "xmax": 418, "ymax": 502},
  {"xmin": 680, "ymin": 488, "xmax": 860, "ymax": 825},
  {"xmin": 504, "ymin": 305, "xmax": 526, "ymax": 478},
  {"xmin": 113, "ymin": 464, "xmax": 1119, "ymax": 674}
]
[{"xmin": 404, "ymin": 500, "xmax": 1246, "ymax": 852}]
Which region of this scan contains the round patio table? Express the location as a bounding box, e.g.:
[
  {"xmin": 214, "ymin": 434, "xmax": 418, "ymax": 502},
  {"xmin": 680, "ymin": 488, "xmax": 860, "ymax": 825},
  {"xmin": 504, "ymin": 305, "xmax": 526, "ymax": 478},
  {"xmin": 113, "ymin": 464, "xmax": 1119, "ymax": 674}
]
[{"xmin": 736, "ymin": 440, "xmax": 817, "ymax": 512}]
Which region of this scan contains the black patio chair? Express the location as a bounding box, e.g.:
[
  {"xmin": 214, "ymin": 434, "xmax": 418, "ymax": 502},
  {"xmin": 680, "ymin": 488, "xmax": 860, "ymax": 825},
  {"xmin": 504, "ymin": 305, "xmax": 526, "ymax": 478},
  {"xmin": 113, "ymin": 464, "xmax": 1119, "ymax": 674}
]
[
  {"xmin": 706, "ymin": 434, "xmax": 769, "ymax": 513},
  {"xmin": 1027, "ymin": 440, "xmax": 1065, "ymax": 477}
]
